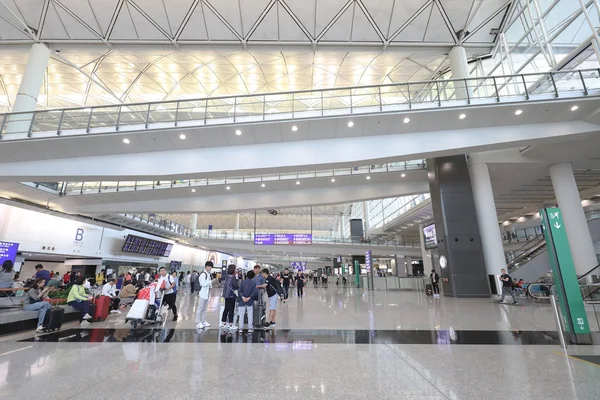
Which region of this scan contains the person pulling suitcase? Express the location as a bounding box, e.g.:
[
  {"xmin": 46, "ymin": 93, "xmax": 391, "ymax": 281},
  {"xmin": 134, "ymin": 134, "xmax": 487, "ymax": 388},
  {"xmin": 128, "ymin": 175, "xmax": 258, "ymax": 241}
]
[{"xmin": 156, "ymin": 267, "xmax": 178, "ymax": 321}]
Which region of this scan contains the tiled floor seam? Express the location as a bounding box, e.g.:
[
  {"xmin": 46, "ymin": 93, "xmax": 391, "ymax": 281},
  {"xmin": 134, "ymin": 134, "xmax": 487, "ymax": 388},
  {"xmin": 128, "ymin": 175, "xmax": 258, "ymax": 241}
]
[{"xmin": 383, "ymin": 343, "xmax": 451, "ymax": 400}]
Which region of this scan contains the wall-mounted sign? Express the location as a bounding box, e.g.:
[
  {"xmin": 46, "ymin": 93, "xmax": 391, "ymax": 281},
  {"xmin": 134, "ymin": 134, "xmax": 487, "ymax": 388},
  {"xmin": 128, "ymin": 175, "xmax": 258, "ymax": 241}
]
[
  {"xmin": 423, "ymin": 224, "xmax": 437, "ymax": 249},
  {"xmin": 0, "ymin": 241, "xmax": 19, "ymax": 264},
  {"xmin": 74, "ymin": 228, "xmax": 85, "ymax": 246}
]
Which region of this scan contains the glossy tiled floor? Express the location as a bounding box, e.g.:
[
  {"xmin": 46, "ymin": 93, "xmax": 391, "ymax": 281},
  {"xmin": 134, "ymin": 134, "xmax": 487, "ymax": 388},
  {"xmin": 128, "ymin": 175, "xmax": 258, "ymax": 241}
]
[
  {"xmin": 37, "ymin": 284, "xmax": 598, "ymax": 332},
  {"xmin": 1, "ymin": 286, "xmax": 599, "ymax": 399}
]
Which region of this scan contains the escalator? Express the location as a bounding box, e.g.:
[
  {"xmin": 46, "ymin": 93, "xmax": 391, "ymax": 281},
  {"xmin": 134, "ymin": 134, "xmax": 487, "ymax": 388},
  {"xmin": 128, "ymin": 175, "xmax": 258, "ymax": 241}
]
[
  {"xmin": 527, "ymin": 264, "xmax": 600, "ymax": 302},
  {"xmin": 506, "ymin": 236, "xmax": 547, "ymax": 273},
  {"xmin": 579, "ymin": 264, "xmax": 600, "ymax": 303}
]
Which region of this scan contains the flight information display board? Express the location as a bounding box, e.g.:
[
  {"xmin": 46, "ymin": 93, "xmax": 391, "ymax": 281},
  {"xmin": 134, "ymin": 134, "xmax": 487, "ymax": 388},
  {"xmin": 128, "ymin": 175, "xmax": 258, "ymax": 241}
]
[
  {"xmin": 122, "ymin": 234, "xmax": 173, "ymax": 257},
  {"xmin": 254, "ymin": 233, "xmax": 313, "ymax": 245},
  {"xmin": 290, "ymin": 261, "xmax": 307, "ymax": 270}
]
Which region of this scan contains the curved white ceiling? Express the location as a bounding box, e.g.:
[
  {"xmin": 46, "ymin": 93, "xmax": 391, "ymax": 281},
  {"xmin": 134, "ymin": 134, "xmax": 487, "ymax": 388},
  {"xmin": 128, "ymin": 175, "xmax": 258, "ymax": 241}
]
[{"xmin": 0, "ymin": 0, "xmax": 513, "ymax": 111}]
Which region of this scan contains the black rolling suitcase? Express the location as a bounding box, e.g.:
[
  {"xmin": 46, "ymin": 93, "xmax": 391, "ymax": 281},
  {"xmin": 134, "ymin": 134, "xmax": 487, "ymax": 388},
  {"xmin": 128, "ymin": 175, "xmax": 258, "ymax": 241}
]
[
  {"xmin": 44, "ymin": 307, "xmax": 65, "ymax": 331},
  {"xmin": 425, "ymin": 284, "xmax": 433, "ymax": 296},
  {"xmin": 253, "ymin": 298, "xmax": 266, "ymax": 328}
]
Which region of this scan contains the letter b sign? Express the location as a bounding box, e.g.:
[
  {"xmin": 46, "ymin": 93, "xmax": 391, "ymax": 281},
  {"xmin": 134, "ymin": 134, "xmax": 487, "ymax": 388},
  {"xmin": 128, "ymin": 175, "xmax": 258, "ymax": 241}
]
[{"xmin": 75, "ymin": 228, "xmax": 84, "ymax": 242}]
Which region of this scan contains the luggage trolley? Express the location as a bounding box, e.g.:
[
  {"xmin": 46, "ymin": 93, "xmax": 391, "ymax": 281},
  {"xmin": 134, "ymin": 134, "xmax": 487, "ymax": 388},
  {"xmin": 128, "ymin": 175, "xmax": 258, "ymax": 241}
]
[{"xmin": 125, "ymin": 283, "xmax": 165, "ymax": 329}]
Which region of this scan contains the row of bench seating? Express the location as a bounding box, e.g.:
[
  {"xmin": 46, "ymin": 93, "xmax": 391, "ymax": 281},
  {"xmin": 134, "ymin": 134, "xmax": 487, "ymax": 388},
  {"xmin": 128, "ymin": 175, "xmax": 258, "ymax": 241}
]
[{"xmin": 0, "ymin": 288, "xmax": 80, "ymax": 335}]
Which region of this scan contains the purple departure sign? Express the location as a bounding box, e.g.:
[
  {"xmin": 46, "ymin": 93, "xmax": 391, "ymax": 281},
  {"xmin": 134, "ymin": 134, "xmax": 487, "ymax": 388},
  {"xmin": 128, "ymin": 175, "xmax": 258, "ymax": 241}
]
[
  {"xmin": 0, "ymin": 241, "xmax": 19, "ymax": 264},
  {"xmin": 254, "ymin": 234, "xmax": 313, "ymax": 245}
]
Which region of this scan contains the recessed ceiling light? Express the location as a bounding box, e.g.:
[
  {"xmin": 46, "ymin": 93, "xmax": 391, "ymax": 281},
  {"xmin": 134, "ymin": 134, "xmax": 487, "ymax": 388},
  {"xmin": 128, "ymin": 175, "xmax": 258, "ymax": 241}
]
[
  {"xmin": 401, "ymin": 173, "xmax": 406, "ymax": 178},
  {"xmin": 459, "ymin": 113, "xmax": 466, "ymax": 119},
  {"xmin": 571, "ymin": 105, "xmax": 579, "ymax": 111},
  {"xmin": 403, "ymin": 117, "xmax": 410, "ymax": 123},
  {"xmin": 347, "ymin": 121, "xmax": 354, "ymax": 127},
  {"xmin": 291, "ymin": 125, "xmax": 298, "ymax": 131},
  {"xmin": 191, "ymin": 189, "xmax": 196, "ymax": 193},
  {"xmin": 515, "ymin": 109, "xmax": 523, "ymax": 115},
  {"xmin": 122, "ymin": 138, "xmax": 130, "ymax": 144},
  {"xmin": 261, "ymin": 183, "xmax": 266, "ymax": 188},
  {"xmin": 235, "ymin": 129, "xmax": 242, "ymax": 136},
  {"xmin": 366, "ymin": 176, "xmax": 371, "ymax": 180},
  {"xmin": 331, "ymin": 178, "xmax": 336, "ymax": 183},
  {"xmin": 296, "ymin": 181, "xmax": 300, "ymax": 185},
  {"xmin": 226, "ymin": 186, "xmax": 231, "ymax": 190}
]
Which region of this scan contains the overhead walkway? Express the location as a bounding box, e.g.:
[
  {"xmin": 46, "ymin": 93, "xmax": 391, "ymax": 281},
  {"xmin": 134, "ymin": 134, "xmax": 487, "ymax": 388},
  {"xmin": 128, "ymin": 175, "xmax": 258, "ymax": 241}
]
[
  {"xmin": 99, "ymin": 213, "xmax": 422, "ymax": 257},
  {"xmin": 1, "ymin": 69, "xmax": 599, "ymax": 140},
  {"xmin": 23, "ymin": 160, "xmax": 426, "ymax": 197}
]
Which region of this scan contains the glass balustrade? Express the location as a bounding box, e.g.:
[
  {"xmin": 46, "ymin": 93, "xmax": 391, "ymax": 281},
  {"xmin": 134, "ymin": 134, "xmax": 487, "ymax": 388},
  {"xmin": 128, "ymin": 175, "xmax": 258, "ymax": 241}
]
[{"xmin": 2, "ymin": 69, "xmax": 599, "ymax": 139}]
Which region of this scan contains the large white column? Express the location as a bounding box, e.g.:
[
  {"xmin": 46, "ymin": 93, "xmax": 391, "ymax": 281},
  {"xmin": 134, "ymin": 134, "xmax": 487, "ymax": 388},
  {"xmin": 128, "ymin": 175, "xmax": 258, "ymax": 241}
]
[
  {"xmin": 549, "ymin": 163, "xmax": 597, "ymax": 276},
  {"xmin": 190, "ymin": 213, "xmax": 198, "ymax": 236},
  {"xmin": 5, "ymin": 44, "xmax": 51, "ymax": 134},
  {"xmin": 362, "ymin": 201, "xmax": 370, "ymax": 237},
  {"xmin": 339, "ymin": 214, "xmax": 346, "ymax": 239},
  {"xmin": 418, "ymin": 223, "xmax": 434, "ymax": 273},
  {"xmin": 235, "ymin": 213, "xmax": 240, "ymax": 232},
  {"xmin": 469, "ymin": 161, "xmax": 506, "ymax": 295},
  {"xmin": 448, "ymin": 45, "xmax": 471, "ymax": 100}
]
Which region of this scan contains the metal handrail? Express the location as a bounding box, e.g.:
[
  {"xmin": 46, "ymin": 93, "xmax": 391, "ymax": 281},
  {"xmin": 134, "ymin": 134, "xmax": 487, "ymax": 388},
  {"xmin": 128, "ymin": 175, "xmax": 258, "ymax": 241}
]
[{"xmin": 1, "ymin": 68, "xmax": 599, "ymax": 139}]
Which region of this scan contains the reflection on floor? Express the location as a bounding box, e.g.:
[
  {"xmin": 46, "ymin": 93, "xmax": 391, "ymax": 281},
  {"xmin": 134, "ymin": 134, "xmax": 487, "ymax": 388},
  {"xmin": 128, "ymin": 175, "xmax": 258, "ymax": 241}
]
[
  {"xmin": 1, "ymin": 286, "xmax": 599, "ymax": 400},
  {"xmin": 18, "ymin": 327, "xmax": 566, "ymax": 345}
]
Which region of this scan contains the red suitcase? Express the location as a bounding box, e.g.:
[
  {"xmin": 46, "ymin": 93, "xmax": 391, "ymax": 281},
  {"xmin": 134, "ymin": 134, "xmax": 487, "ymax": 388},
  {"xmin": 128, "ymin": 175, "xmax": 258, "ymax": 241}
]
[{"xmin": 93, "ymin": 296, "xmax": 111, "ymax": 321}]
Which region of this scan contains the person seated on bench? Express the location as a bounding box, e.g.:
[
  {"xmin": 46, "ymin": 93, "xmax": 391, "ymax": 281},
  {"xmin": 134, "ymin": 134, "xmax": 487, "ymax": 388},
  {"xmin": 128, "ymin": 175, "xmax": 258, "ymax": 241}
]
[
  {"xmin": 67, "ymin": 277, "xmax": 93, "ymax": 326},
  {"xmin": 0, "ymin": 260, "xmax": 15, "ymax": 290},
  {"xmin": 119, "ymin": 281, "xmax": 136, "ymax": 299},
  {"xmin": 102, "ymin": 278, "xmax": 122, "ymax": 314},
  {"xmin": 47, "ymin": 273, "xmax": 62, "ymax": 289},
  {"xmin": 23, "ymin": 278, "xmax": 52, "ymax": 333}
]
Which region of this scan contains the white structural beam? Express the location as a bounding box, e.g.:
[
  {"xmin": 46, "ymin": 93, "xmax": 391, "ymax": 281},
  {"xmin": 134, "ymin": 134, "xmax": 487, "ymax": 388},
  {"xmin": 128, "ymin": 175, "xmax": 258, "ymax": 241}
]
[
  {"xmin": 0, "ymin": 120, "xmax": 597, "ymax": 182},
  {"xmin": 69, "ymin": 181, "xmax": 430, "ymax": 214}
]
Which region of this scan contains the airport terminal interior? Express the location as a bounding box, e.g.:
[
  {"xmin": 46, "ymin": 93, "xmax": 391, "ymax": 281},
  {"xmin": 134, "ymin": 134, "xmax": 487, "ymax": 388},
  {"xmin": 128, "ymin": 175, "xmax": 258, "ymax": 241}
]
[{"xmin": 1, "ymin": 0, "xmax": 600, "ymax": 399}]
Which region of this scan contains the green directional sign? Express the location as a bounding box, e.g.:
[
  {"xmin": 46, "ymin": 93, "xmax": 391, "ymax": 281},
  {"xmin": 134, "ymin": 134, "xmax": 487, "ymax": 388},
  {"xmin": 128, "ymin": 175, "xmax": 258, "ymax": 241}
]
[{"xmin": 540, "ymin": 207, "xmax": 590, "ymax": 334}]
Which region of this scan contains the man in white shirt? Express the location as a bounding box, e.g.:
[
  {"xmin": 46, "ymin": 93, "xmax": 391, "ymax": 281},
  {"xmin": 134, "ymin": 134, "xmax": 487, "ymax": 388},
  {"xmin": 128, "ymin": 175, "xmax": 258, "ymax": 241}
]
[
  {"xmin": 156, "ymin": 267, "xmax": 178, "ymax": 321},
  {"xmin": 195, "ymin": 261, "xmax": 214, "ymax": 330},
  {"xmin": 101, "ymin": 278, "xmax": 121, "ymax": 314}
]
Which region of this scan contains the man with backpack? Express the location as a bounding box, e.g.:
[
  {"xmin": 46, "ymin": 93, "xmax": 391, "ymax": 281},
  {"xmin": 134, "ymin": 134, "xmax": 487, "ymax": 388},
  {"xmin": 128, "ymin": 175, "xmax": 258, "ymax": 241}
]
[
  {"xmin": 195, "ymin": 261, "xmax": 214, "ymax": 330},
  {"xmin": 262, "ymin": 268, "xmax": 284, "ymax": 327},
  {"xmin": 498, "ymin": 268, "xmax": 518, "ymax": 305}
]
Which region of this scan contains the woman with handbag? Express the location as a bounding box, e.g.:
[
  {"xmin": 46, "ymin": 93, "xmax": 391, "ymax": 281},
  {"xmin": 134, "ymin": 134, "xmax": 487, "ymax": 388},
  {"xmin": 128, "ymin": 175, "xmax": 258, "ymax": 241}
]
[{"xmin": 220, "ymin": 264, "xmax": 239, "ymax": 331}]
